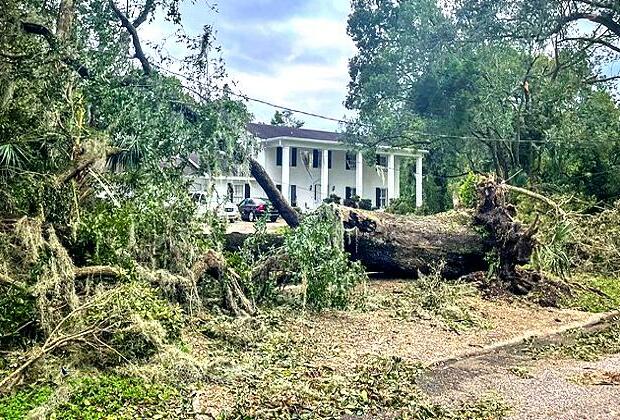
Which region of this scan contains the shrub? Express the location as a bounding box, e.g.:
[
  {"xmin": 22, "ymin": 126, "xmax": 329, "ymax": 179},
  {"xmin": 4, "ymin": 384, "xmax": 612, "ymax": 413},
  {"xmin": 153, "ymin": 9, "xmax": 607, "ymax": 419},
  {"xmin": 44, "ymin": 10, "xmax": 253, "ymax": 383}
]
[
  {"xmin": 0, "ymin": 385, "xmax": 53, "ymax": 420},
  {"xmin": 343, "ymin": 195, "xmax": 360, "ymax": 209},
  {"xmin": 0, "ymin": 286, "xmax": 37, "ymax": 345},
  {"xmin": 457, "ymin": 172, "xmax": 479, "ymax": 209},
  {"xmin": 74, "ymin": 178, "xmax": 203, "ymax": 272},
  {"xmin": 54, "ymin": 374, "xmax": 185, "ymax": 419},
  {"xmin": 284, "ymin": 206, "xmax": 367, "ymax": 309},
  {"xmin": 323, "ymin": 194, "xmax": 342, "ymax": 205},
  {"xmin": 386, "ymin": 197, "xmax": 417, "ymax": 215},
  {"xmin": 359, "ymin": 199, "xmax": 372, "ymax": 210}
]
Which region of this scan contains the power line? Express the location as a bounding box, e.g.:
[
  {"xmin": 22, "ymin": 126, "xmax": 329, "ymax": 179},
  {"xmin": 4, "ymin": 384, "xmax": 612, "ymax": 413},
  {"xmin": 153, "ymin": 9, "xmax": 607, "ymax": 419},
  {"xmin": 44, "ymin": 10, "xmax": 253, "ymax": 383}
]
[{"xmin": 153, "ymin": 64, "xmax": 614, "ymax": 148}]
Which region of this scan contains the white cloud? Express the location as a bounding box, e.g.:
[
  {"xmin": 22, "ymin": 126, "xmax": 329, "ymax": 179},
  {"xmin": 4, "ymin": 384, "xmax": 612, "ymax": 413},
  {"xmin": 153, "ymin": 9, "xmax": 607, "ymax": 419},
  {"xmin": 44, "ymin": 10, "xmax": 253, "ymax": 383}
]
[{"xmin": 141, "ymin": 0, "xmax": 356, "ymax": 131}]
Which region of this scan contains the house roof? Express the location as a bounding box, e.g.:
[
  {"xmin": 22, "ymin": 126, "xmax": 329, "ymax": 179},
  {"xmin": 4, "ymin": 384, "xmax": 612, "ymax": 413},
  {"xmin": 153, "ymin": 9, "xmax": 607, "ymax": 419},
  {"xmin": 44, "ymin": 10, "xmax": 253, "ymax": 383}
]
[{"xmin": 246, "ymin": 122, "xmax": 342, "ymax": 142}]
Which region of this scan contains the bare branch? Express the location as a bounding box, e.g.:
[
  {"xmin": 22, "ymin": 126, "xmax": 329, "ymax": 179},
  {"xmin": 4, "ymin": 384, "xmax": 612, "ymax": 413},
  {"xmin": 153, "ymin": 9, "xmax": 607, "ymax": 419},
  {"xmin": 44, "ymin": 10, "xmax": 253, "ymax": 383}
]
[
  {"xmin": 559, "ymin": 35, "xmax": 620, "ymax": 54},
  {"xmin": 132, "ymin": 0, "xmax": 156, "ymax": 28},
  {"xmin": 108, "ymin": 0, "xmax": 152, "ymax": 75}
]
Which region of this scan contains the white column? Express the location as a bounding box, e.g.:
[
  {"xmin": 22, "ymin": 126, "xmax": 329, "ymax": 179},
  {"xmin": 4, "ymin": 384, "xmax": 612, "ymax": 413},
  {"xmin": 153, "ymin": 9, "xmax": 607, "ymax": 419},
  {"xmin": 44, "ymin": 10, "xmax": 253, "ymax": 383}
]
[
  {"xmin": 356, "ymin": 151, "xmax": 363, "ymax": 198},
  {"xmin": 387, "ymin": 154, "xmax": 396, "ymax": 203},
  {"xmin": 416, "ymin": 155, "xmax": 423, "ymax": 208},
  {"xmin": 321, "ymin": 149, "xmax": 329, "ymax": 201},
  {"xmin": 282, "ymin": 146, "xmax": 290, "ymax": 203}
]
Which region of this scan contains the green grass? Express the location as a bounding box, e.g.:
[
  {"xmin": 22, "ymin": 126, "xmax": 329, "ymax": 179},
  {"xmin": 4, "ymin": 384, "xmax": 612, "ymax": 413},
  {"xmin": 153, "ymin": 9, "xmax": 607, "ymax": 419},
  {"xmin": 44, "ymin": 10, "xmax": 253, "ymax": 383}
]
[
  {"xmin": 564, "ymin": 274, "xmax": 620, "ymax": 313},
  {"xmin": 533, "ymin": 317, "xmax": 620, "ymax": 361},
  {"xmin": 54, "ymin": 374, "xmax": 186, "ymax": 419},
  {"xmin": 0, "ymin": 385, "xmax": 53, "ymax": 420}
]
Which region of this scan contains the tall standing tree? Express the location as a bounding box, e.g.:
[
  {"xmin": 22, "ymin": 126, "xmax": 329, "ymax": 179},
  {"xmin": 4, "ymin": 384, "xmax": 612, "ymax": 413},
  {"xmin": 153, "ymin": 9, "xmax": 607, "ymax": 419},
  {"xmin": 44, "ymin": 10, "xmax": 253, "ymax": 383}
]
[{"xmin": 345, "ymin": 0, "xmax": 620, "ymax": 210}]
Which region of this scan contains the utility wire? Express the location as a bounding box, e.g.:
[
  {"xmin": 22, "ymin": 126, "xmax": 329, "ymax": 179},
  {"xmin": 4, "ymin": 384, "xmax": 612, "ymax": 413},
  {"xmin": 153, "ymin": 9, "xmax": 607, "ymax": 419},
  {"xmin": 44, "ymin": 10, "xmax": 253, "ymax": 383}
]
[{"xmin": 153, "ymin": 64, "xmax": 615, "ymax": 147}]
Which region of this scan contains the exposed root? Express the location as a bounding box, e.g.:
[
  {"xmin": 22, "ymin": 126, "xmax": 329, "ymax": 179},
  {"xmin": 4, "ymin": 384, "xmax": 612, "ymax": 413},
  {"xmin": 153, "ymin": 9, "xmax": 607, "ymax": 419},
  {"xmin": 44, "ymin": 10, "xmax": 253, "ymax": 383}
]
[
  {"xmin": 193, "ymin": 250, "xmax": 257, "ymax": 317},
  {"xmin": 474, "ymin": 177, "xmax": 538, "ymax": 294}
]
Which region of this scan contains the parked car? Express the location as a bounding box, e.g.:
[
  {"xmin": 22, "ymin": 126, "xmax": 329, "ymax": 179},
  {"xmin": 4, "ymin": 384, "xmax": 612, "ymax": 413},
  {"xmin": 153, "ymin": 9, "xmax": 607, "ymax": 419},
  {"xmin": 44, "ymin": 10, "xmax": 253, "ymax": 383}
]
[
  {"xmin": 238, "ymin": 198, "xmax": 279, "ymax": 222},
  {"xmin": 190, "ymin": 192, "xmax": 239, "ymax": 222}
]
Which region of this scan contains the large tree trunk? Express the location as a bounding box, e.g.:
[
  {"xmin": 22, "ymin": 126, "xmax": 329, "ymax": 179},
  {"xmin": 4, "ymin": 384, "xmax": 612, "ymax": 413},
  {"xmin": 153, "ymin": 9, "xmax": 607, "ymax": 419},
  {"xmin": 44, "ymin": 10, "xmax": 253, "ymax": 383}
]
[
  {"xmin": 337, "ymin": 207, "xmax": 488, "ymax": 279},
  {"xmin": 337, "ymin": 178, "xmax": 537, "ymax": 293},
  {"xmin": 251, "ymin": 165, "xmax": 538, "ymax": 293},
  {"xmin": 249, "ymin": 158, "xmax": 300, "ymax": 228}
]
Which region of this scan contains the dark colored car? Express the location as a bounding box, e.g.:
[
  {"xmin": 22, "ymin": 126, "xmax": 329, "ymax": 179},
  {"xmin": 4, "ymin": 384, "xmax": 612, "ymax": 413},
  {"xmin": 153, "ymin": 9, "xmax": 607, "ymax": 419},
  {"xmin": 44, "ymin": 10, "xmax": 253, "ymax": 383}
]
[{"xmin": 238, "ymin": 198, "xmax": 279, "ymax": 222}]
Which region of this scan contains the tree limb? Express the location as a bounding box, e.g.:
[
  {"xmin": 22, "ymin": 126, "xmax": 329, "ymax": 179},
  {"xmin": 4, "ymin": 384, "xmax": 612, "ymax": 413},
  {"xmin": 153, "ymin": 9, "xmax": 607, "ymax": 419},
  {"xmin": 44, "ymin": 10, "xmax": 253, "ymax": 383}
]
[
  {"xmin": 74, "ymin": 266, "xmax": 127, "ymax": 279},
  {"xmin": 132, "ymin": 0, "xmax": 156, "ymax": 28},
  {"xmin": 19, "ymin": 21, "xmax": 90, "ymax": 78},
  {"xmin": 559, "ymin": 35, "xmax": 620, "ymax": 54},
  {"xmin": 503, "ymin": 184, "xmax": 567, "ymax": 217},
  {"xmin": 108, "ymin": 0, "xmax": 152, "ymax": 75},
  {"xmin": 0, "ymin": 272, "xmax": 28, "ymax": 292},
  {"xmin": 559, "ymin": 12, "xmax": 620, "ymax": 38}
]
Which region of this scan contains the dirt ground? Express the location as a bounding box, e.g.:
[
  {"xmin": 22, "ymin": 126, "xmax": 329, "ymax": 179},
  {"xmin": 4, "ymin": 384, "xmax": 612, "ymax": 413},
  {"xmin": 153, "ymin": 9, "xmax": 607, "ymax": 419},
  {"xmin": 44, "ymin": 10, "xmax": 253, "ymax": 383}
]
[
  {"xmin": 226, "ymin": 219, "xmax": 287, "ymax": 235},
  {"xmin": 289, "ymin": 281, "xmax": 597, "ymax": 367},
  {"xmin": 189, "ymin": 280, "xmax": 618, "ymax": 418}
]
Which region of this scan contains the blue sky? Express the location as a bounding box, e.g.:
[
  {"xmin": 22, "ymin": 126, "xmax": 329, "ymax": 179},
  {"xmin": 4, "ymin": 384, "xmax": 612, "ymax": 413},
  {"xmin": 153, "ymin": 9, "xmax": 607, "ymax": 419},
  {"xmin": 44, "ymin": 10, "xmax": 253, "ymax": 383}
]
[{"xmin": 143, "ymin": 0, "xmax": 355, "ymax": 131}]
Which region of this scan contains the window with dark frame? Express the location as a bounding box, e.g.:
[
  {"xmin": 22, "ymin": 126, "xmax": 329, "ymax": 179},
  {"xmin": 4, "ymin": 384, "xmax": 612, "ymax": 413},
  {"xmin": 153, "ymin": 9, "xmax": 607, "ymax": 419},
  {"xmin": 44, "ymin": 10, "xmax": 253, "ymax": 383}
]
[
  {"xmin": 291, "ymin": 147, "xmax": 297, "ymax": 167},
  {"xmin": 276, "ymin": 147, "xmax": 283, "ymax": 166},
  {"xmin": 375, "ymin": 187, "xmax": 387, "ymax": 208},
  {"xmin": 345, "ymin": 187, "xmax": 357, "ymax": 200},
  {"xmin": 328, "ymin": 151, "xmax": 332, "ymax": 169},
  {"xmin": 345, "ymin": 152, "xmax": 357, "ymax": 170},
  {"xmin": 290, "ymin": 185, "xmax": 297, "ymax": 207},
  {"xmin": 312, "ymin": 149, "xmax": 321, "ymax": 168},
  {"xmin": 376, "ymin": 154, "xmax": 388, "ymax": 168}
]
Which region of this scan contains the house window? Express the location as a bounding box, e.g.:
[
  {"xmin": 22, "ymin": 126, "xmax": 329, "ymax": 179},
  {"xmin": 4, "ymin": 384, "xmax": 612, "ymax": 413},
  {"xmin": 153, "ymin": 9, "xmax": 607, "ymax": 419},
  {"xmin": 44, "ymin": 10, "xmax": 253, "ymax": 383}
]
[
  {"xmin": 345, "ymin": 187, "xmax": 357, "ymax": 200},
  {"xmin": 345, "ymin": 152, "xmax": 357, "ymax": 170},
  {"xmin": 291, "ymin": 147, "xmax": 297, "ymax": 167},
  {"xmin": 244, "ymin": 183, "xmax": 251, "ymax": 199},
  {"xmin": 276, "ymin": 147, "xmax": 283, "ymax": 166},
  {"xmin": 328, "ymin": 151, "xmax": 333, "ymax": 169},
  {"xmin": 312, "ymin": 149, "xmax": 321, "ymax": 168},
  {"xmin": 232, "ymin": 184, "xmax": 244, "ymax": 203},
  {"xmin": 376, "ymin": 187, "xmax": 387, "ymax": 208},
  {"xmin": 376, "ymin": 154, "xmax": 388, "ymax": 168},
  {"xmin": 290, "ymin": 185, "xmax": 297, "ymax": 207}
]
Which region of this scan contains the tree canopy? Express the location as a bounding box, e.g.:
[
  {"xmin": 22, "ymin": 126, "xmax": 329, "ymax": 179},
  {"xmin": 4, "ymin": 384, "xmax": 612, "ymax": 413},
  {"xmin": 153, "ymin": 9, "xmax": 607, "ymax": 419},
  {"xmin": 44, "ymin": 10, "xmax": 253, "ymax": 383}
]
[{"xmin": 346, "ymin": 0, "xmax": 620, "ymax": 209}]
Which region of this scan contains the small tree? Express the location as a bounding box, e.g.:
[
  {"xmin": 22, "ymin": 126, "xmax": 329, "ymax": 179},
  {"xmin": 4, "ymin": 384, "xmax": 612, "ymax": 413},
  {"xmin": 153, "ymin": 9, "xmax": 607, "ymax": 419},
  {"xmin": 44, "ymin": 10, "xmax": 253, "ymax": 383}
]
[{"xmin": 271, "ymin": 110, "xmax": 305, "ymax": 128}]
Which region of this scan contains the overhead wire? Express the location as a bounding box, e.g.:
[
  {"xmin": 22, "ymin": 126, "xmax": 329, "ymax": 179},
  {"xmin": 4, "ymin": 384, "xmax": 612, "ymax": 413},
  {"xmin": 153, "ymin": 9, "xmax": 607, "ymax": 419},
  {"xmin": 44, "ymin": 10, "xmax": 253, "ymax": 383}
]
[{"xmin": 152, "ymin": 63, "xmax": 617, "ymax": 149}]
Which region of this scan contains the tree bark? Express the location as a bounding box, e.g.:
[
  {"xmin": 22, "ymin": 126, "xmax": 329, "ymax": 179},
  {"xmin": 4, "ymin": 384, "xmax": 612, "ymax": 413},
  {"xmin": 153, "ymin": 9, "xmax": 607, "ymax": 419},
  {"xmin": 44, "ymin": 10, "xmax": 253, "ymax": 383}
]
[
  {"xmin": 337, "ymin": 207, "xmax": 489, "ymax": 279},
  {"xmin": 248, "ymin": 157, "xmax": 300, "ymax": 228}
]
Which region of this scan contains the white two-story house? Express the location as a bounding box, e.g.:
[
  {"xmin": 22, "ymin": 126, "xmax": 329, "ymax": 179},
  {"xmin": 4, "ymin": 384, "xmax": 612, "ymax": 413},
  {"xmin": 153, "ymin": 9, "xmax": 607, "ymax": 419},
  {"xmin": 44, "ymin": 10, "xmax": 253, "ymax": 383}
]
[{"xmin": 190, "ymin": 123, "xmax": 426, "ymax": 212}]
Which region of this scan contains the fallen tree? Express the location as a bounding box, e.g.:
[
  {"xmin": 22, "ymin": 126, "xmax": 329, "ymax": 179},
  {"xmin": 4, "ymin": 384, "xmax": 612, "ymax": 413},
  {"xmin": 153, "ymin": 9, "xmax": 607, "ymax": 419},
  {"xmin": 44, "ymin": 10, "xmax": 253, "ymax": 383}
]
[
  {"xmin": 246, "ymin": 162, "xmax": 538, "ymax": 294},
  {"xmin": 338, "ymin": 178, "xmax": 538, "ymax": 293}
]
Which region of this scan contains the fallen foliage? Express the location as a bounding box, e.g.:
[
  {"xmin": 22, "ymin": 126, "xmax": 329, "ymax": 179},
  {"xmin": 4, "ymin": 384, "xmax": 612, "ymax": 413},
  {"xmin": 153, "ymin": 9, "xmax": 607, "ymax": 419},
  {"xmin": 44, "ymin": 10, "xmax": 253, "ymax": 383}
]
[
  {"xmin": 367, "ymin": 269, "xmax": 488, "ymax": 332},
  {"xmin": 530, "ymin": 317, "xmax": 620, "ymax": 362}
]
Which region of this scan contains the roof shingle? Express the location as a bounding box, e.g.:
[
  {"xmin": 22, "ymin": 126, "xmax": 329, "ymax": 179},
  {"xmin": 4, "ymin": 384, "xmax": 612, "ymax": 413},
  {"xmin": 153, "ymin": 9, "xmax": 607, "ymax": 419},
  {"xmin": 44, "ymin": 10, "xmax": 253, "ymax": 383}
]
[{"xmin": 247, "ymin": 122, "xmax": 342, "ymax": 142}]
